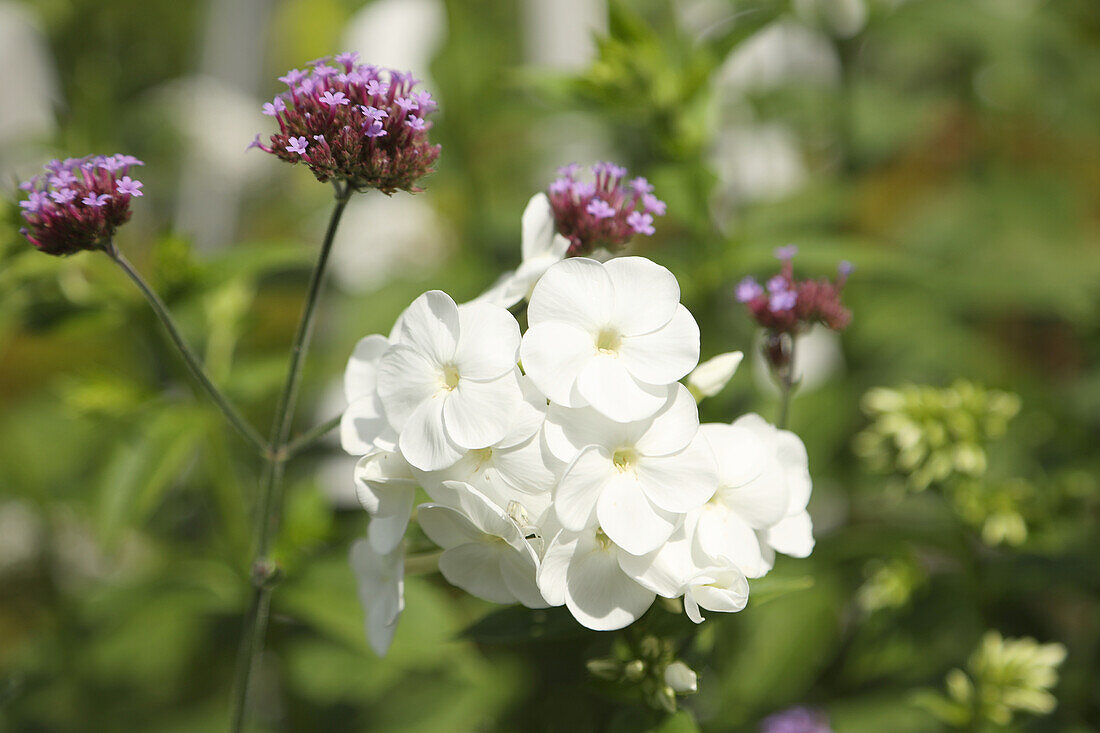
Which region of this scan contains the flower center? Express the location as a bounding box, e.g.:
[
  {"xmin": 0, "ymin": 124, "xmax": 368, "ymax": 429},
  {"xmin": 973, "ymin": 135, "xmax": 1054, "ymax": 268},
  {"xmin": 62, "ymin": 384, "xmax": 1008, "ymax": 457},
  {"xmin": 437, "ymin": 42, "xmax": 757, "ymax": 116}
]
[
  {"xmin": 595, "ymin": 327, "xmax": 622, "ymax": 355},
  {"xmin": 595, "ymin": 528, "xmax": 614, "ymax": 551},
  {"xmin": 472, "ymin": 447, "xmax": 493, "ymax": 467},
  {"xmin": 612, "ymin": 447, "xmax": 637, "ymax": 473},
  {"xmin": 440, "ymin": 363, "xmax": 461, "ymax": 391}
]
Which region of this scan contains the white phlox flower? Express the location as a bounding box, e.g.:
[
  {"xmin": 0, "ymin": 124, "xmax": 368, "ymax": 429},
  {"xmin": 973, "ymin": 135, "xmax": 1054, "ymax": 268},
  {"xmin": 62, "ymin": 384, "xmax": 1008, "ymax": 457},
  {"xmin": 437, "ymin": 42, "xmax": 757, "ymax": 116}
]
[
  {"xmin": 520, "ymin": 256, "xmax": 701, "ymax": 422},
  {"xmin": 417, "ymin": 481, "xmax": 547, "ymax": 608},
  {"xmin": 476, "ymin": 193, "xmax": 569, "ymax": 308},
  {"xmin": 377, "ymin": 291, "xmax": 523, "ymax": 471},
  {"xmin": 692, "ymin": 414, "xmax": 814, "ymax": 577},
  {"xmin": 412, "ymin": 374, "xmax": 558, "ymax": 526},
  {"xmin": 349, "ymin": 538, "xmax": 405, "ymax": 657},
  {"xmin": 544, "ymin": 383, "xmax": 717, "ymax": 556},
  {"xmin": 617, "ymin": 525, "xmax": 749, "ymax": 624},
  {"xmin": 537, "ymin": 525, "xmax": 656, "ymax": 631}
]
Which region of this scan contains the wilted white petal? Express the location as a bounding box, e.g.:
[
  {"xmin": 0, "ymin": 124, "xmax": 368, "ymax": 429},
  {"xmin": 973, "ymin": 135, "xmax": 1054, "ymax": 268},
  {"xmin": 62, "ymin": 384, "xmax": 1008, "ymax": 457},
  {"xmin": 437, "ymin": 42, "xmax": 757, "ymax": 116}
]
[{"xmin": 349, "ymin": 539, "xmax": 404, "ymax": 657}]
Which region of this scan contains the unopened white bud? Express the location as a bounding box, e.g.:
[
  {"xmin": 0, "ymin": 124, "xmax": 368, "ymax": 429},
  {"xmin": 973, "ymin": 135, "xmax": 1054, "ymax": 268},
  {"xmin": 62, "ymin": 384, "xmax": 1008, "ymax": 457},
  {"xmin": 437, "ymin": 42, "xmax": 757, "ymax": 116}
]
[
  {"xmin": 687, "ymin": 351, "xmax": 743, "ymax": 400},
  {"xmin": 663, "ymin": 661, "xmax": 698, "ymax": 694}
]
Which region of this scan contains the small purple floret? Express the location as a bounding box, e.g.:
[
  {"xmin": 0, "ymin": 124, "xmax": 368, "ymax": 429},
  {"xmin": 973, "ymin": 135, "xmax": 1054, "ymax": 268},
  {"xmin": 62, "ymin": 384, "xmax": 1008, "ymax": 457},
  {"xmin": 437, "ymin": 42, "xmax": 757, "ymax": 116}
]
[
  {"xmin": 627, "ymin": 211, "xmax": 655, "ymax": 235},
  {"xmin": 116, "ymin": 176, "xmax": 143, "ymax": 197},
  {"xmin": 586, "ymin": 199, "xmax": 616, "ymax": 219},
  {"xmin": 287, "ymin": 136, "xmax": 309, "ymax": 155},
  {"xmin": 736, "ymin": 276, "xmax": 764, "ymax": 303},
  {"xmin": 774, "ymin": 244, "xmax": 799, "ymax": 261}
]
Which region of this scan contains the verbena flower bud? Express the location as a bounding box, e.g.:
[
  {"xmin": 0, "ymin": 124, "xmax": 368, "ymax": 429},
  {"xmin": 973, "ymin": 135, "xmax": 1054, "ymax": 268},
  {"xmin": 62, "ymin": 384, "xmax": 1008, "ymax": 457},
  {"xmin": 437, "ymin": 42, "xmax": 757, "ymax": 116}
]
[
  {"xmin": 546, "ymin": 162, "xmax": 665, "ymax": 256},
  {"xmin": 16, "ymin": 155, "xmax": 145, "ymax": 256},
  {"xmin": 252, "ymin": 53, "xmax": 440, "ymax": 194}
]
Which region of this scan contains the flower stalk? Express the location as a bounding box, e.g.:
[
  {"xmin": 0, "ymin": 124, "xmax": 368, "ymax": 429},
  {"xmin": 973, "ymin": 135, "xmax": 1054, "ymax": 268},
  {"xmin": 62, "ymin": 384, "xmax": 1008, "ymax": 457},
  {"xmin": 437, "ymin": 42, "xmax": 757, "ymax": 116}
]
[
  {"xmin": 104, "ymin": 240, "xmax": 269, "ymax": 454},
  {"xmin": 229, "ymin": 180, "xmax": 352, "ymax": 732}
]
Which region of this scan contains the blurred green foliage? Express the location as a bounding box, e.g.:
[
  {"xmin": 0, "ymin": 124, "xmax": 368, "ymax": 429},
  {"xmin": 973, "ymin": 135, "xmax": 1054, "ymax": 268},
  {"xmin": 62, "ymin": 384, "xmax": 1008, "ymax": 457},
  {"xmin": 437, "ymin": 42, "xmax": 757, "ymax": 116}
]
[{"xmin": 2, "ymin": 0, "xmax": 1099, "ymax": 731}]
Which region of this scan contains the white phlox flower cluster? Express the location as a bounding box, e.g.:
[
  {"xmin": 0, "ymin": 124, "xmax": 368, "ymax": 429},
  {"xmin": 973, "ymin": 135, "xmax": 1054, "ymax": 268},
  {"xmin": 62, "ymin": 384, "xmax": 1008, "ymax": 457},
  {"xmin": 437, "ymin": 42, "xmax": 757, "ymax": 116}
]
[{"xmin": 343, "ymin": 238, "xmax": 817, "ymax": 652}]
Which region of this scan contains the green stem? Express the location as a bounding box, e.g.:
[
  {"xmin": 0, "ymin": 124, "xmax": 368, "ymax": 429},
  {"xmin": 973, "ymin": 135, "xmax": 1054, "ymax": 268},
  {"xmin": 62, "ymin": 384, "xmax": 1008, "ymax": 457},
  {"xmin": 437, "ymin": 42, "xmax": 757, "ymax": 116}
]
[
  {"xmin": 775, "ymin": 333, "xmax": 797, "ymax": 430},
  {"xmin": 229, "ymin": 182, "xmax": 352, "ymax": 732},
  {"xmin": 106, "ymin": 241, "xmax": 268, "ymax": 455},
  {"xmin": 282, "ymin": 414, "xmax": 342, "ymax": 459}
]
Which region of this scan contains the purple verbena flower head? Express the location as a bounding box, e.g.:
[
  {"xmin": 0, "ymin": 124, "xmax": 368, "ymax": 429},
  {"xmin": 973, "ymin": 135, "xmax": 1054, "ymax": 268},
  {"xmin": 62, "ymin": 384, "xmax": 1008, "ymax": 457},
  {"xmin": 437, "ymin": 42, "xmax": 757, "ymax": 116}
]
[
  {"xmin": 252, "ymin": 54, "xmax": 440, "ymax": 194},
  {"xmin": 760, "ymin": 707, "xmax": 832, "ymax": 733},
  {"xmin": 546, "ymin": 162, "xmax": 665, "ymax": 256},
  {"xmin": 738, "ymin": 248, "xmax": 853, "ymax": 336},
  {"xmin": 736, "ymin": 276, "xmax": 763, "ymax": 303},
  {"xmin": 16, "ymin": 154, "xmax": 145, "ymax": 256}
]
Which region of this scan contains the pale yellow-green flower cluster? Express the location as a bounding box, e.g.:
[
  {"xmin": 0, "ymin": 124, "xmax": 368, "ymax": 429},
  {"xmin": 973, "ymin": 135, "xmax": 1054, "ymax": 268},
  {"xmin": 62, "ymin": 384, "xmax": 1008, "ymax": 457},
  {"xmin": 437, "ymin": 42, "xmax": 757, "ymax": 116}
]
[
  {"xmin": 918, "ymin": 631, "xmax": 1067, "ymax": 728},
  {"xmin": 854, "ymin": 381, "xmax": 1020, "ymax": 491}
]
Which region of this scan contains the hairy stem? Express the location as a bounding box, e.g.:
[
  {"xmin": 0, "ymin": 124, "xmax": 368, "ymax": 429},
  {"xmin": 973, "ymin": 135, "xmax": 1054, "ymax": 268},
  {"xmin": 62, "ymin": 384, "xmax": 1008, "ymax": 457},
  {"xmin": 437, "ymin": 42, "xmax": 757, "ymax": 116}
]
[
  {"xmin": 229, "ymin": 182, "xmax": 351, "ymax": 732},
  {"xmin": 283, "ymin": 414, "xmax": 342, "ymax": 460},
  {"xmin": 105, "ymin": 241, "xmax": 268, "ymax": 454}
]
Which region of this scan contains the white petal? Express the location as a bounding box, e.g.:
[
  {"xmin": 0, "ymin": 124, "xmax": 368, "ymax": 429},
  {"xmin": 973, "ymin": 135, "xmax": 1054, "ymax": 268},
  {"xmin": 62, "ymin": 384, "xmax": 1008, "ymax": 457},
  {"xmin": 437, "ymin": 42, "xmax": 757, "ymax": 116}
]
[
  {"xmin": 776, "ymin": 429, "xmax": 812, "ymax": 513},
  {"xmin": 687, "ymin": 351, "xmax": 743, "ymax": 399},
  {"xmin": 699, "ymin": 423, "xmax": 766, "ymax": 487},
  {"xmin": 635, "ymin": 435, "xmax": 718, "ymax": 513},
  {"xmin": 344, "ymin": 334, "xmax": 390, "ymax": 402},
  {"xmin": 398, "ymin": 398, "xmax": 463, "ymax": 471},
  {"xmin": 342, "ymin": 394, "xmax": 392, "ymax": 455},
  {"xmin": 493, "ymin": 434, "xmax": 559, "ymax": 495},
  {"xmin": 376, "ymin": 343, "xmax": 441, "ymax": 430},
  {"xmin": 498, "ymin": 372, "xmax": 548, "ymax": 448},
  {"xmin": 438, "ymin": 543, "xmax": 519, "ymax": 603},
  {"xmin": 471, "ymin": 271, "xmax": 521, "ymax": 309},
  {"xmin": 519, "ymin": 322, "xmax": 594, "ymax": 406},
  {"xmin": 454, "ymin": 301, "xmax": 520, "ymax": 380},
  {"xmin": 349, "ymin": 539, "xmax": 404, "ymax": 657},
  {"xmin": 537, "ymin": 530, "xmax": 576, "ymax": 607},
  {"xmin": 694, "ymin": 505, "xmax": 771, "ymax": 578},
  {"xmin": 617, "ymin": 525, "xmax": 699, "ymax": 597},
  {"xmin": 765, "ymin": 510, "xmax": 815, "ymax": 557},
  {"xmin": 565, "ymin": 538, "xmax": 656, "ymax": 631},
  {"xmin": 542, "ymin": 402, "xmax": 629, "ymax": 462},
  {"xmin": 417, "ymin": 503, "xmax": 486, "ymax": 550},
  {"xmin": 604, "ymin": 256, "xmax": 681, "ymax": 336},
  {"xmin": 555, "ymin": 445, "xmax": 613, "ymax": 531},
  {"xmin": 684, "ymin": 593, "xmax": 704, "ymax": 624},
  {"xmin": 634, "ymin": 384, "xmax": 699, "ymax": 457},
  {"xmin": 527, "ymin": 257, "xmax": 613, "ymax": 331},
  {"xmin": 367, "ymin": 484, "xmax": 416, "ymax": 554},
  {"xmin": 688, "ymin": 569, "xmax": 749, "ymax": 616},
  {"xmin": 443, "ymin": 371, "xmax": 522, "ymax": 450},
  {"xmin": 354, "ymin": 450, "xmax": 416, "ymax": 510},
  {"xmin": 618, "ymin": 305, "xmax": 700, "ymax": 385},
  {"xmin": 596, "ymin": 472, "xmax": 678, "ymax": 556},
  {"xmin": 521, "ymin": 192, "xmax": 556, "ymax": 260},
  {"xmin": 575, "ymin": 355, "xmax": 668, "ymax": 423},
  {"xmin": 395, "ymin": 290, "xmax": 460, "ymax": 365},
  {"xmin": 499, "ymin": 547, "xmax": 548, "ymax": 608}
]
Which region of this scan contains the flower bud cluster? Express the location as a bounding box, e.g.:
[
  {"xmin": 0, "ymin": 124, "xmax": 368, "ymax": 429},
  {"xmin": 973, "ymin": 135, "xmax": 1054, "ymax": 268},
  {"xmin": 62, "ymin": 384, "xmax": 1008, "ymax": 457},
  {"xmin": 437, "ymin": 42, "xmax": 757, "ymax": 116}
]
[
  {"xmin": 921, "ymin": 631, "xmax": 1066, "ymax": 727},
  {"xmin": 251, "ymin": 53, "xmax": 440, "ymax": 194},
  {"xmin": 854, "ymin": 380, "xmax": 1020, "ymax": 492},
  {"xmin": 16, "ymin": 155, "xmax": 144, "ymax": 256},
  {"xmin": 547, "ymin": 162, "xmax": 666, "ymax": 256},
  {"xmin": 736, "ymin": 246, "xmax": 852, "ymax": 335},
  {"xmin": 344, "ymin": 217, "xmax": 818, "ymax": 652}
]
